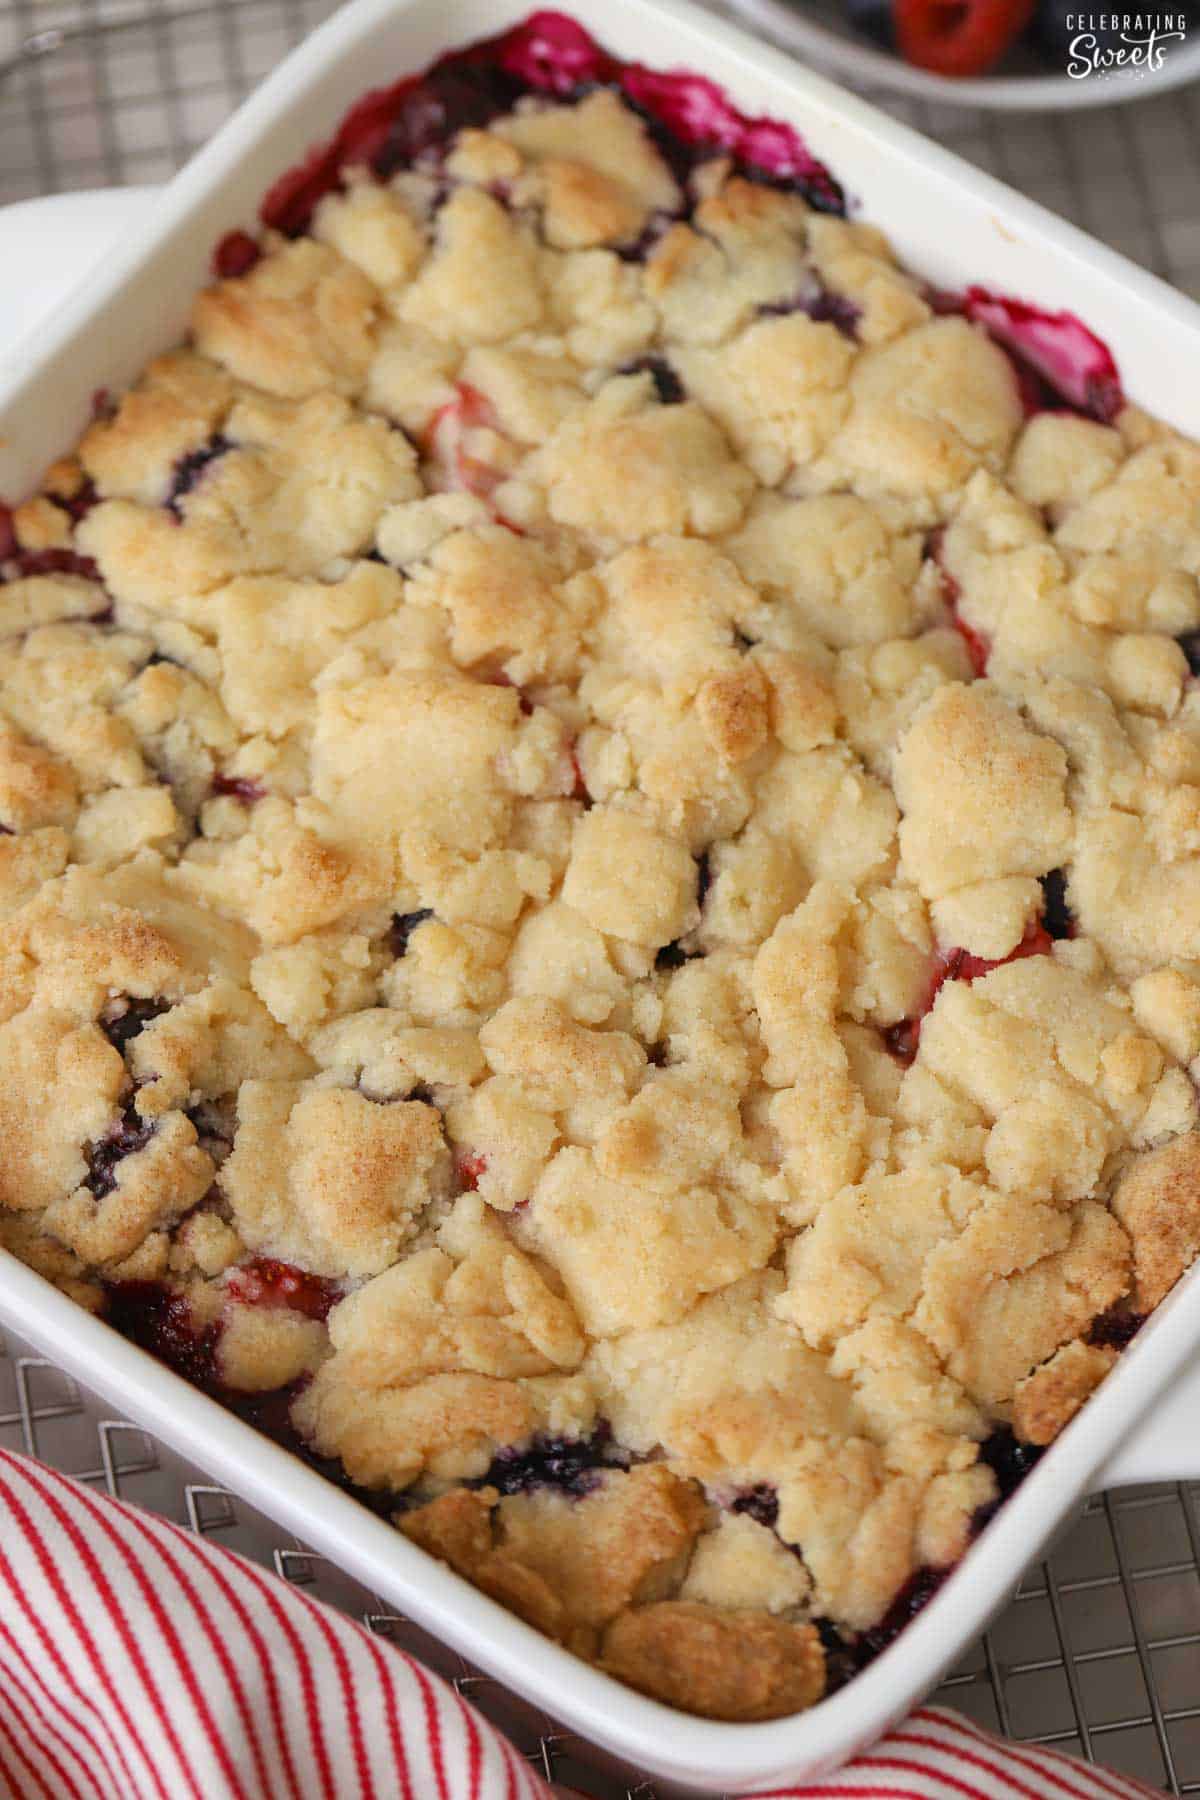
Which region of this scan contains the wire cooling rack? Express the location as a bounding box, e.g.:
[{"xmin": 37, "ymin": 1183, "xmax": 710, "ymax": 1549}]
[{"xmin": 2, "ymin": 2, "xmax": 1200, "ymax": 1793}]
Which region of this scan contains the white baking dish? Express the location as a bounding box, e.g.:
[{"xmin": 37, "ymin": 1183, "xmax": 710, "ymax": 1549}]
[{"xmin": 2, "ymin": 2, "xmax": 1200, "ymax": 1788}]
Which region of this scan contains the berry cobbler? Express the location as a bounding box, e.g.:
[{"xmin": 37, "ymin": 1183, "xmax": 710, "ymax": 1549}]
[{"xmin": 3, "ymin": 10, "xmax": 1200, "ymax": 1725}]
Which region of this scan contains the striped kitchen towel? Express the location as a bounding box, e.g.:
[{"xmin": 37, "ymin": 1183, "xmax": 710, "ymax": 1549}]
[{"xmin": 0, "ymin": 1448, "xmax": 1162, "ymax": 1800}]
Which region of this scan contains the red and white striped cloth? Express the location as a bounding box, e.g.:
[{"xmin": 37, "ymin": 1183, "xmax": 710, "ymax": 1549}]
[{"xmin": 0, "ymin": 1448, "xmax": 1162, "ymax": 1800}]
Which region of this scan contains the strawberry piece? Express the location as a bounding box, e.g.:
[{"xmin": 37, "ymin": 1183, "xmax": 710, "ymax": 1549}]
[
  {"xmin": 960, "ymin": 289, "xmax": 1123, "ymax": 423},
  {"xmin": 425, "ymin": 383, "xmax": 504, "ymax": 501},
  {"xmin": 926, "ymin": 527, "xmax": 990, "ymax": 677},
  {"xmin": 212, "ymin": 230, "xmax": 262, "ymax": 280},
  {"xmin": 456, "ymin": 1150, "xmax": 488, "ymax": 1192},
  {"xmin": 225, "ymin": 1258, "xmax": 339, "ymax": 1322},
  {"xmin": 894, "ymin": 0, "xmax": 1035, "ymax": 76},
  {"xmin": 884, "ymin": 921, "xmax": 1053, "ymax": 1065},
  {"xmin": 951, "ymin": 609, "xmax": 991, "ymax": 680}
]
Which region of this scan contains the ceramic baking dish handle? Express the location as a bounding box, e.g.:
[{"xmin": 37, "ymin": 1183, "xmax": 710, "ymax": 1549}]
[{"xmin": 1093, "ymin": 1353, "xmax": 1200, "ymax": 1486}]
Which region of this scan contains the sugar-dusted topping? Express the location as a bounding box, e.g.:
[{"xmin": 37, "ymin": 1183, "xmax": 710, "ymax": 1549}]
[{"xmin": 2, "ymin": 20, "xmax": 1199, "ymax": 1724}]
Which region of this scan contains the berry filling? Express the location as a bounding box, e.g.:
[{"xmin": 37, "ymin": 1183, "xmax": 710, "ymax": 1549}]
[
  {"xmin": 481, "ymin": 1423, "xmax": 626, "ymax": 1498},
  {"xmin": 1086, "ymin": 1305, "xmax": 1145, "ymax": 1351},
  {"xmin": 884, "ymin": 919, "xmax": 1054, "ymax": 1065},
  {"xmin": 761, "ymin": 283, "xmax": 860, "ymax": 341},
  {"xmin": 186, "ymin": 1099, "xmax": 236, "ymax": 1165},
  {"xmin": 619, "ymin": 355, "xmax": 685, "ymax": 404},
  {"xmin": 211, "ymin": 773, "xmax": 266, "ymax": 805},
  {"xmin": 212, "ymin": 230, "xmax": 262, "ymax": 280},
  {"xmin": 258, "ymin": 11, "xmax": 843, "ymax": 239},
  {"xmin": 934, "ymin": 287, "xmax": 1124, "ymax": 424},
  {"xmin": 103, "ymin": 1280, "xmax": 402, "ymax": 1515},
  {"xmin": 655, "ymin": 852, "xmax": 711, "ymax": 970},
  {"xmin": 166, "ymin": 435, "xmax": 232, "ymax": 518},
  {"xmin": 99, "ymin": 997, "xmax": 170, "ymax": 1056},
  {"xmin": 843, "ymin": 1564, "xmax": 955, "ymax": 1678},
  {"xmin": 55, "ymin": 478, "xmax": 98, "ymax": 525},
  {"xmin": 105, "ymin": 1282, "xmax": 221, "ymax": 1390},
  {"xmin": 424, "ymin": 384, "xmax": 507, "ymax": 502},
  {"xmin": 84, "ymin": 1106, "xmax": 155, "ymax": 1199},
  {"xmin": 742, "ymin": 1422, "xmax": 1050, "ymax": 1692},
  {"xmin": 455, "ymin": 1149, "xmax": 488, "ymax": 1192},
  {"xmin": 979, "ymin": 1424, "xmax": 1045, "ymax": 1499},
  {"xmin": 1039, "ymin": 868, "xmax": 1074, "ymax": 940},
  {"xmin": 568, "ymin": 748, "xmax": 591, "ymax": 805},
  {"xmin": 387, "ymin": 908, "xmax": 434, "ymax": 959},
  {"xmin": 731, "ymin": 1483, "xmax": 780, "ymax": 1529},
  {"xmin": 926, "ymin": 527, "xmax": 990, "ymax": 677},
  {"xmin": 224, "ymin": 1258, "xmax": 340, "ymax": 1322},
  {"xmin": 1177, "ymin": 631, "xmax": 1200, "ymax": 677},
  {"xmin": 0, "ymin": 530, "xmax": 102, "ymax": 586}
]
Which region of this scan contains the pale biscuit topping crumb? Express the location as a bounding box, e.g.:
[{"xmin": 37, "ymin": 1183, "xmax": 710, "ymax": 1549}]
[{"xmin": 4, "ymin": 72, "xmax": 1200, "ymax": 1728}]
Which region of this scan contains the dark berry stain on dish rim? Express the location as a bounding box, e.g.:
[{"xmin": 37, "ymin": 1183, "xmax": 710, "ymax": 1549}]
[{"xmin": 71, "ymin": 8, "xmax": 1132, "ymax": 1696}]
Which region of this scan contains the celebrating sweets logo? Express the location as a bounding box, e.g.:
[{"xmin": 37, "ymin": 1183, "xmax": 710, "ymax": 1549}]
[{"xmin": 1063, "ymin": 11, "xmax": 1188, "ymax": 74}]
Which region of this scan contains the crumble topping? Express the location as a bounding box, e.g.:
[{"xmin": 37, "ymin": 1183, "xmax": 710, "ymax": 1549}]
[{"xmin": 3, "ymin": 16, "xmax": 1200, "ymax": 1724}]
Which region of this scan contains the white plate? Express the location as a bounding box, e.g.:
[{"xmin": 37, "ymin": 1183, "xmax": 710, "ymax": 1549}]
[
  {"xmin": 3, "ymin": 12, "xmax": 1200, "ymax": 1788},
  {"xmin": 729, "ymin": 0, "xmax": 1200, "ymax": 109},
  {"xmin": 0, "ymin": 189, "xmax": 158, "ymax": 357}
]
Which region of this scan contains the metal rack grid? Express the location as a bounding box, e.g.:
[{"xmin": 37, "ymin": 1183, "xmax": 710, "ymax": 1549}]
[
  {"xmin": 2, "ymin": 2, "xmax": 1200, "ymax": 1792},
  {"xmin": 3, "ymin": 1323, "xmax": 1199, "ymax": 1797}
]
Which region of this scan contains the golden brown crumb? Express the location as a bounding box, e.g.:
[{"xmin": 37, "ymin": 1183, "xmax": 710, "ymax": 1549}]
[{"xmin": 600, "ymin": 1602, "xmax": 826, "ymax": 1721}]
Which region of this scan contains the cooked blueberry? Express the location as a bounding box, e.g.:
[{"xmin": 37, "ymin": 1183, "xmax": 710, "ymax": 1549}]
[
  {"xmin": 815, "ymin": 1617, "xmax": 859, "ymax": 1693},
  {"xmin": 482, "ymin": 1425, "xmax": 625, "ymax": 1498},
  {"xmin": 882, "ymin": 1018, "xmax": 920, "ymax": 1066},
  {"xmin": 731, "ymin": 1483, "xmax": 779, "ymax": 1529},
  {"xmin": 100, "ymin": 997, "xmax": 170, "ymax": 1056},
  {"xmin": 1040, "ymin": 868, "xmax": 1073, "ymax": 940},
  {"xmin": 616, "ymin": 209, "xmax": 682, "ymax": 265},
  {"xmin": 1086, "ymin": 1305, "xmax": 1144, "ymax": 1351},
  {"xmin": 370, "ymin": 63, "xmax": 522, "ymax": 179},
  {"xmin": 656, "ymin": 855, "xmax": 711, "ymax": 969},
  {"xmin": 212, "ymin": 230, "xmax": 261, "ymax": 280},
  {"xmin": 387, "ymin": 909, "xmax": 434, "ymax": 959},
  {"xmin": 166, "ymin": 435, "xmax": 231, "ymax": 518},
  {"xmin": 619, "ymin": 355, "xmax": 685, "ymax": 404},
  {"xmin": 104, "ymin": 1281, "xmax": 221, "ymax": 1391},
  {"xmin": 59, "ymin": 478, "xmax": 98, "ymax": 524},
  {"xmin": 1177, "ymin": 631, "xmax": 1200, "ymax": 677},
  {"xmin": 85, "ymin": 1106, "xmax": 155, "ymax": 1198},
  {"xmin": 852, "ymin": 1565, "xmax": 950, "ymax": 1664},
  {"xmin": 760, "ymin": 284, "xmax": 859, "ymax": 341},
  {"xmin": 185, "ymin": 1099, "xmax": 236, "ymax": 1164},
  {"xmin": 980, "ymin": 1426, "xmax": 1044, "ymax": 1499}
]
